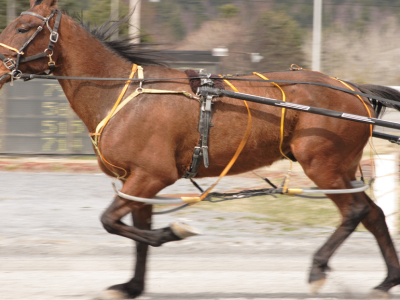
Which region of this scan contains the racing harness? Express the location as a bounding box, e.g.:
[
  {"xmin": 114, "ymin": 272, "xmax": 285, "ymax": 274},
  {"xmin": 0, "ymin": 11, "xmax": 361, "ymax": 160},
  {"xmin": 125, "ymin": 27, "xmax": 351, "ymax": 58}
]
[
  {"xmin": 0, "ymin": 9, "xmax": 395, "ymax": 210},
  {"xmin": 102, "ymin": 66, "xmax": 376, "ymax": 211}
]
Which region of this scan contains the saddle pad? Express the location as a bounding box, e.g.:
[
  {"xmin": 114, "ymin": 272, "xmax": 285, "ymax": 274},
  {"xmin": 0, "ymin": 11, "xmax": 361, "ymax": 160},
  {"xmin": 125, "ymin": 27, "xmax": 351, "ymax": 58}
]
[{"xmin": 184, "ymin": 69, "xmax": 225, "ymax": 94}]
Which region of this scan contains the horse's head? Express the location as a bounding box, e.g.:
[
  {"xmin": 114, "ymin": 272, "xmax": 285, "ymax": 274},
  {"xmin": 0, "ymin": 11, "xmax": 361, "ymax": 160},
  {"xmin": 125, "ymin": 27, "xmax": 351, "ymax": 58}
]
[{"xmin": 0, "ymin": 0, "xmax": 60, "ymax": 89}]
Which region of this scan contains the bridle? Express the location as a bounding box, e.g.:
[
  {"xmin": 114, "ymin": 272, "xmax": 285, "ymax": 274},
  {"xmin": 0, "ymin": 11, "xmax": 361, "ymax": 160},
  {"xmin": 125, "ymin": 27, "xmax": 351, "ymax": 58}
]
[{"xmin": 0, "ymin": 9, "xmax": 62, "ymax": 81}]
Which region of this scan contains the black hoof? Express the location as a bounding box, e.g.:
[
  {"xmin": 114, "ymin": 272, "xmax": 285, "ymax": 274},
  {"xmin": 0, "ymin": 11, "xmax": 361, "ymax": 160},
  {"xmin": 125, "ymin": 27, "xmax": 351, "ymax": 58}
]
[
  {"xmin": 309, "ymin": 264, "xmax": 331, "ymax": 283},
  {"xmin": 308, "ymin": 263, "xmax": 331, "ymax": 295},
  {"xmin": 148, "ymin": 226, "xmax": 182, "ymax": 247},
  {"xmin": 374, "ymin": 273, "xmax": 400, "ymax": 293},
  {"xmin": 368, "ymin": 289, "xmax": 390, "ymax": 299},
  {"xmin": 98, "ymin": 282, "xmax": 143, "ymax": 299}
]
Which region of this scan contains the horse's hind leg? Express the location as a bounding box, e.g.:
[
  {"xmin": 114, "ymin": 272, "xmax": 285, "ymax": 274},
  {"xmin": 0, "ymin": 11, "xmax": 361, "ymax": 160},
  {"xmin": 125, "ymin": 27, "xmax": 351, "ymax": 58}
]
[
  {"xmin": 296, "ymin": 151, "xmax": 400, "ymax": 296},
  {"xmin": 292, "ymin": 136, "xmax": 374, "ymax": 293},
  {"xmin": 361, "ymin": 196, "xmax": 400, "ymax": 297},
  {"xmin": 307, "ymin": 187, "xmax": 371, "ymax": 294}
]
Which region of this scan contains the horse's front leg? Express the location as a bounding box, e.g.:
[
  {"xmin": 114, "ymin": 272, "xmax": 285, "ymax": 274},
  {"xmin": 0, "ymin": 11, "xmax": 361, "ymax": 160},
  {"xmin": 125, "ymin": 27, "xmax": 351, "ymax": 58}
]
[
  {"xmin": 98, "ymin": 172, "xmax": 195, "ymax": 299},
  {"xmin": 102, "ymin": 205, "xmax": 154, "ymax": 299},
  {"xmin": 100, "ymin": 169, "xmax": 189, "ymax": 247},
  {"xmin": 100, "ymin": 195, "xmax": 179, "ymax": 246}
]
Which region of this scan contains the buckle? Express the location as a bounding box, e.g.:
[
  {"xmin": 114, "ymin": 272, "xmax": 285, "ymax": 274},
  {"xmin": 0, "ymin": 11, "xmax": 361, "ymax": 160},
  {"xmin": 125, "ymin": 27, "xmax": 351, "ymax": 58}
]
[
  {"xmin": 3, "ymin": 58, "xmax": 16, "ymax": 70},
  {"xmin": 50, "ymin": 31, "xmax": 59, "ymax": 43}
]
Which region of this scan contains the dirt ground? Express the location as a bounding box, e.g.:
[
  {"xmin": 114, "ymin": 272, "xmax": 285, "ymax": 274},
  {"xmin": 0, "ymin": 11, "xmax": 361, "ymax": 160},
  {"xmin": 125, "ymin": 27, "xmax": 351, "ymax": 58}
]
[{"xmin": 2, "ymin": 170, "xmax": 400, "ymax": 300}]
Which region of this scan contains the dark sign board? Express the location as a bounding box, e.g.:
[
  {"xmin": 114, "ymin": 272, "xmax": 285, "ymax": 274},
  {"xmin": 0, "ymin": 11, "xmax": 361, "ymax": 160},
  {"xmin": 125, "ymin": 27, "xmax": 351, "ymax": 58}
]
[
  {"xmin": 0, "ymin": 51, "xmax": 220, "ymax": 155},
  {"xmin": 0, "ymin": 80, "xmax": 94, "ymax": 155}
]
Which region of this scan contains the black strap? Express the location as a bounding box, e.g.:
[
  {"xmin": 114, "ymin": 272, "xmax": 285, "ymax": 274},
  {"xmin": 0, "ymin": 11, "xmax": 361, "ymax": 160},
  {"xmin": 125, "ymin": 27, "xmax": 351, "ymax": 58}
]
[
  {"xmin": 19, "ymin": 9, "xmax": 61, "ymax": 64},
  {"xmin": 16, "ymin": 73, "xmax": 400, "ymax": 108},
  {"xmin": 20, "ymin": 11, "xmax": 48, "ymax": 21},
  {"xmin": 1, "ymin": 9, "xmax": 61, "ymax": 74},
  {"xmin": 183, "ymin": 70, "xmax": 216, "ymax": 178},
  {"xmin": 182, "ymin": 147, "xmax": 203, "ymax": 179}
]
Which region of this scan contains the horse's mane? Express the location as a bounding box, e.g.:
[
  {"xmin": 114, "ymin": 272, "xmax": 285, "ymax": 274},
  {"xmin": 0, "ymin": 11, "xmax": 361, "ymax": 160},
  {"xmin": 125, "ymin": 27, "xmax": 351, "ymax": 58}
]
[{"xmin": 73, "ymin": 12, "xmax": 166, "ymax": 66}]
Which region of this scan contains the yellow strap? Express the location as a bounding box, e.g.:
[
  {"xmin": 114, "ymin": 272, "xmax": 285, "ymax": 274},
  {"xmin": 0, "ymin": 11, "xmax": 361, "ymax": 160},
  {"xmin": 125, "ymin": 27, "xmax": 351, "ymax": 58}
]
[
  {"xmin": 139, "ymin": 88, "xmax": 194, "ymax": 98},
  {"xmin": 253, "ymin": 72, "xmax": 293, "ymax": 193},
  {"xmin": 138, "ymin": 65, "xmax": 144, "ymax": 80},
  {"xmin": 0, "ymin": 43, "xmax": 23, "ymax": 55},
  {"xmin": 90, "ymin": 64, "xmax": 138, "ymax": 179},
  {"xmin": 94, "ymin": 64, "xmax": 138, "ymax": 145},
  {"xmin": 95, "ymin": 90, "xmax": 141, "ymax": 135},
  {"xmin": 253, "ymin": 72, "xmax": 291, "ymax": 161},
  {"xmin": 331, "ymin": 77, "xmax": 375, "ymax": 180},
  {"xmin": 197, "ymin": 78, "xmax": 253, "ymax": 202},
  {"xmin": 91, "ymin": 65, "xmax": 197, "ymax": 179},
  {"xmin": 94, "ymin": 88, "xmax": 195, "ymax": 138},
  {"xmin": 331, "ymin": 78, "xmax": 373, "ymax": 135}
]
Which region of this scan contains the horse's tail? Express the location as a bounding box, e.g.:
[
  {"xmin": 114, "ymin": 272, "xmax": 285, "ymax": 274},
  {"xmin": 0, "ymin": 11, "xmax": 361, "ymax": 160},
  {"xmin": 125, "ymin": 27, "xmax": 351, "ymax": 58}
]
[{"xmin": 352, "ymin": 83, "xmax": 400, "ymax": 118}]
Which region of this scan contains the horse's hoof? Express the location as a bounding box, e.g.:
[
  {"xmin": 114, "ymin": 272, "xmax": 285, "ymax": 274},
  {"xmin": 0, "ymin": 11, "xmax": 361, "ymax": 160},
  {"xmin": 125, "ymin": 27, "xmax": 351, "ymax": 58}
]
[
  {"xmin": 309, "ymin": 278, "xmax": 326, "ymax": 295},
  {"xmin": 170, "ymin": 221, "xmax": 201, "ymax": 239},
  {"xmin": 368, "ymin": 289, "xmax": 391, "ymax": 299},
  {"xmin": 95, "ymin": 289, "xmax": 129, "ymax": 300}
]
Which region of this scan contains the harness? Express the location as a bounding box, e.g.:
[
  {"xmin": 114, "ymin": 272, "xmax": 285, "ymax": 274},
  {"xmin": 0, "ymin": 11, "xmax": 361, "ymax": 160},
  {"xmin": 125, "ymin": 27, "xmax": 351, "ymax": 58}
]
[
  {"xmin": 183, "ymin": 70, "xmax": 219, "ymax": 178},
  {"xmin": 0, "ymin": 9, "xmax": 61, "ymax": 82},
  {"xmin": 90, "ymin": 64, "xmax": 199, "ymax": 179},
  {"xmin": 0, "ymin": 10, "xmax": 390, "ymax": 212}
]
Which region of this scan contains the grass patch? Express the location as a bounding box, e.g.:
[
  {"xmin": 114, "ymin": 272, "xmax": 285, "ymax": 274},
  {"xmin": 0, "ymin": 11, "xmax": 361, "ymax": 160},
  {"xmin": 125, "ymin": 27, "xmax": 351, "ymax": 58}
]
[
  {"xmin": 239, "ymin": 216, "xmax": 273, "ymax": 222},
  {"xmin": 5, "ymin": 164, "xmax": 18, "ymax": 170},
  {"xmin": 195, "ymin": 194, "xmax": 341, "ymax": 228},
  {"xmin": 70, "ymin": 156, "xmax": 97, "ymax": 160},
  {"xmin": 282, "ymin": 227, "xmax": 298, "ymax": 231},
  {"xmin": 207, "ymin": 226, "xmax": 219, "ymax": 230},
  {"xmin": 51, "ymin": 165, "xmax": 65, "ymax": 171}
]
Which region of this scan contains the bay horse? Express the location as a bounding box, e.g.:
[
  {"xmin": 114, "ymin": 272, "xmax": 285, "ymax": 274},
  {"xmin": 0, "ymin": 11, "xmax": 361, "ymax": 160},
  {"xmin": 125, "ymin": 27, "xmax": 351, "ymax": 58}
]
[{"xmin": 1, "ymin": 0, "xmax": 400, "ymax": 298}]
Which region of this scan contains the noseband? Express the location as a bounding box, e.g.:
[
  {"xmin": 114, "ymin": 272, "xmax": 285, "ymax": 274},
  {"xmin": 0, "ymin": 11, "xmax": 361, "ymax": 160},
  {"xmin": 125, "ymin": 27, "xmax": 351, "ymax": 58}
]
[{"xmin": 0, "ymin": 9, "xmax": 61, "ymax": 80}]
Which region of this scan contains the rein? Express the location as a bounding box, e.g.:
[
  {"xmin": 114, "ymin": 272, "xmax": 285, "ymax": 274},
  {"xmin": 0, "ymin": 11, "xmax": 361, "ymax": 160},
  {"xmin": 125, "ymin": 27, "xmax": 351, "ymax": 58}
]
[
  {"xmin": 1, "ymin": 14, "xmax": 396, "ymax": 211},
  {"xmin": 0, "ymin": 9, "xmax": 61, "ymax": 81},
  {"xmin": 16, "ymin": 73, "xmax": 400, "ymax": 108}
]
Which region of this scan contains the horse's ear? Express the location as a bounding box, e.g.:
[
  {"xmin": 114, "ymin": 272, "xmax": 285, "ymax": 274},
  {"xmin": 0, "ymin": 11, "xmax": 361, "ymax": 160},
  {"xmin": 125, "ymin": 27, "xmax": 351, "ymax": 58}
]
[{"xmin": 29, "ymin": 0, "xmax": 58, "ymax": 8}]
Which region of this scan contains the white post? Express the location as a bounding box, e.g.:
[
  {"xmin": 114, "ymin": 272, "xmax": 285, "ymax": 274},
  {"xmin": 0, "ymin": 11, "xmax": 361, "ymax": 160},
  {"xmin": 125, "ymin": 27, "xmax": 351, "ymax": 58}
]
[
  {"xmin": 130, "ymin": 0, "xmax": 141, "ymax": 44},
  {"xmin": 111, "ymin": 0, "xmax": 119, "ymax": 40},
  {"xmin": 374, "ymin": 153, "xmax": 399, "ymax": 235},
  {"xmin": 7, "ymin": 0, "xmax": 16, "ymax": 25},
  {"xmin": 312, "ymin": 0, "xmax": 322, "ymax": 72}
]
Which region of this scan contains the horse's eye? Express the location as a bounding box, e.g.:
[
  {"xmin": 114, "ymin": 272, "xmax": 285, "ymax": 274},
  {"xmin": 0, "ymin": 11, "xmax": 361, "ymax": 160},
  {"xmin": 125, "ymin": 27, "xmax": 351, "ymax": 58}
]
[{"xmin": 17, "ymin": 28, "xmax": 29, "ymax": 34}]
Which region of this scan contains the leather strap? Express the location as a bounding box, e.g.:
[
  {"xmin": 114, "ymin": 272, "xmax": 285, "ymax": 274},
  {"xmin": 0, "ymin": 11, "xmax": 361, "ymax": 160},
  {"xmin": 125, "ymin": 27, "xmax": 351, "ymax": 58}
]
[{"xmin": 0, "ymin": 9, "xmax": 61, "ymax": 76}]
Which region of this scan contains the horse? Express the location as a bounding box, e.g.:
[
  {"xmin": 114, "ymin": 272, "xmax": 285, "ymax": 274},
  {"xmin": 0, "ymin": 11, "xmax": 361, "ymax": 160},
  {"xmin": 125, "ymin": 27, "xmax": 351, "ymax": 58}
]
[{"xmin": 1, "ymin": 0, "xmax": 400, "ymax": 299}]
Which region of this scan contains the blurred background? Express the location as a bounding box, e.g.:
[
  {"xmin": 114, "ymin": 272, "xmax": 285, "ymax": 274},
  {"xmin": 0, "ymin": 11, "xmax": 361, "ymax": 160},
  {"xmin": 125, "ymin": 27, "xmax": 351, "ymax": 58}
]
[
  {"xmin": 2, "ymin": 0, "xmax": 400, "ymax": 83},
  {"xmin": 2, "ymin": 3, "xmax": 400, "ymax": 299}
]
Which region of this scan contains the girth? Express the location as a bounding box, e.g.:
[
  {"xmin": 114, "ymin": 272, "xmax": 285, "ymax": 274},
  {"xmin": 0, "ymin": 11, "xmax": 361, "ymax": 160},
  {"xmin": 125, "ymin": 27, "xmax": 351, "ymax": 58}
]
[{"xmin": 183, "ymin": 69, "xmax": 225, "ymax": 179}]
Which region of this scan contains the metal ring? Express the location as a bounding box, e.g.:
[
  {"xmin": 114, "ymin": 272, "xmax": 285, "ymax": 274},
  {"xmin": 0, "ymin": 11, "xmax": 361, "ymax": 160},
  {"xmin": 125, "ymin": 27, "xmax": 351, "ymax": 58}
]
[
  {"xmin": 44, "ymin": 49, "xmax": 53, "ymax": 56},
  {"xmin": 12, "ymin": 70, "xmax": 22, "ymax": 79},
  {"xmin": 136, "ymin": 87, "xmax": 143, "ymax": 93}
]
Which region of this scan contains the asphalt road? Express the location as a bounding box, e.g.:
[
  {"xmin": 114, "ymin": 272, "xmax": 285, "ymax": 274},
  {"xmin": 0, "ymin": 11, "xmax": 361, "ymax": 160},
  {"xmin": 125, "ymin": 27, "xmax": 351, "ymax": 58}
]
[{"xmin": 1, "ymin": 171, "xmax": 400, "ymax": 300}]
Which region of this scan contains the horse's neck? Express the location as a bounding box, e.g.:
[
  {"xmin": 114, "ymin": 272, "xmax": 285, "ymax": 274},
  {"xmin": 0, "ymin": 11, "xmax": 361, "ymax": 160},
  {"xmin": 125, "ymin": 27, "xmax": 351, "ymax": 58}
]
[{"xmin": 53, "ymin": 17, "xmax": 136, "ymax": 133}]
